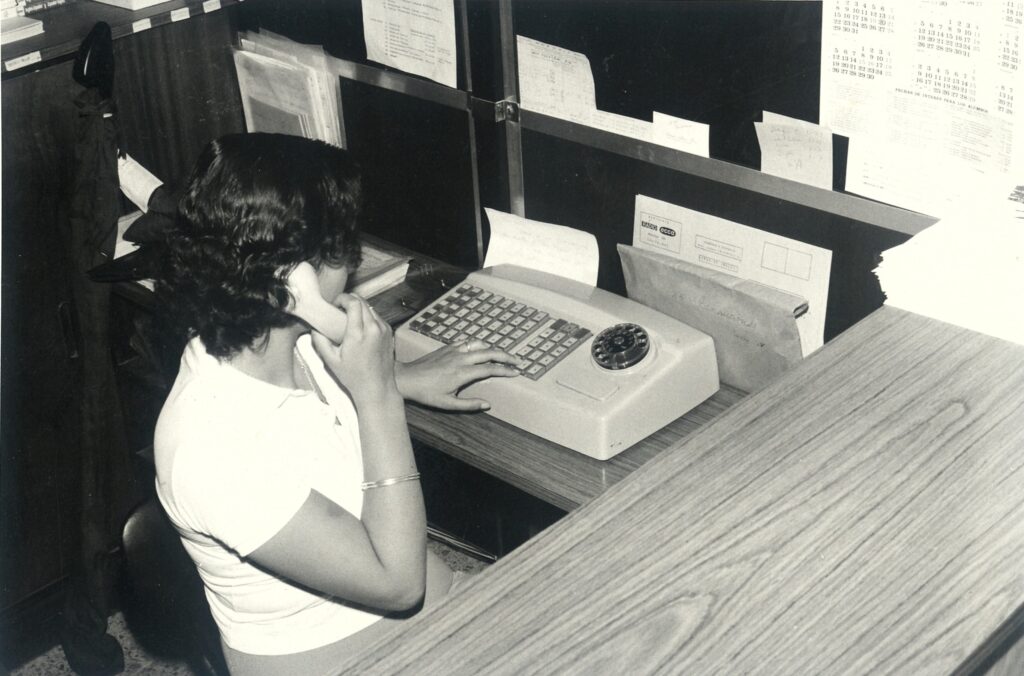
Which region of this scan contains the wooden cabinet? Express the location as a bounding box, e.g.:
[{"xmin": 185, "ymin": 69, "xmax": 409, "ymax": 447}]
[
  {"xmin": 0, "ymin": 62, "xmax": 82, "ymax": 609},
  {"xmin": 0, "ymin": 8, "xmax": 245, "ymax": 623}
]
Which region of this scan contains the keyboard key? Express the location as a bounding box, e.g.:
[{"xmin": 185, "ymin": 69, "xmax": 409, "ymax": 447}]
[{"xmin": 408, "ymin": 283, "xmax": 592, "ymax": 381}]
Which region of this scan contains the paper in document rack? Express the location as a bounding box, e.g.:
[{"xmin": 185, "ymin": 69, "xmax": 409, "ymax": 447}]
[
  {"xmin": 632, "ymin": 194, "xmax": 831, "ymax": 356},
  {"xmin": 620, "ymin": 245, "xmax": 805, "ymax": 394}
]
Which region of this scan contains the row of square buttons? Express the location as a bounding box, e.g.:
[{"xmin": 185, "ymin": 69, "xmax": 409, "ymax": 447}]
[{"xmin": 407, "ymin": 284, "xmax": 591, "ymax": 380}]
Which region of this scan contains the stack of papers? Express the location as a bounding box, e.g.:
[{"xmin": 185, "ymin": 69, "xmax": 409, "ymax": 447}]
[
  {"xmin": 233, "ymin": 31, "xmax": 344, "ymax": 147},
  {"xmin": 875, "ymin": 183, "xmax": 1024, "ymax": 345},
  {"xmin": 349, "ymin": 242, "xmax": 411, "ymax": 299}
]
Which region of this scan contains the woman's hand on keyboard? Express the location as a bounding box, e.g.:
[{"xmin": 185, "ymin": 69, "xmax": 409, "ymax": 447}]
[{"xmin": 394, "ymin": 339, "xmax": 523, "ymax": 411}]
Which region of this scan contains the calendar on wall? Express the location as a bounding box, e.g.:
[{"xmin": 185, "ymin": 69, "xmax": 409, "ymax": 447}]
[{"xmin": 821, "ymin": 0, "xmax": 1022, "ymax": 216}]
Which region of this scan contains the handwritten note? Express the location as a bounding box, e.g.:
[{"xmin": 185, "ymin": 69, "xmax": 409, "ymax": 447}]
[
  {"xmin": 362, "ymin": 0, "xmax": 457, "ymax": 88},
  {"xmin": 652, "ymin": 112, "xmax": 709, "ymax": 157},
  {"xmin": 484, "ymin": 208, "xmax": 599, "ymax": 287},
  {"xmin": 755, "ymin": 112, "xmax": 833, "ymax": 190},
  {"xmin": 589, "ymin": 110, "xmax": 652, "ymax": 142},
  {"xmin": 516, "ymin": 35, "xmax": 596, "ymax": 123}
]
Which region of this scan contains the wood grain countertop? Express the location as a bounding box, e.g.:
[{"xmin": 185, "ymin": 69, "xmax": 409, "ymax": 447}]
[{"xmin": 337, "ymin": 306, "xmax": 1024, "ymax": 674}]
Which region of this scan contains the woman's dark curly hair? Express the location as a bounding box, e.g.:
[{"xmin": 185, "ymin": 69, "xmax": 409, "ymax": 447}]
[{"xmin": 157, "ymin": 133, "xmax": 362, "ymax": 359}]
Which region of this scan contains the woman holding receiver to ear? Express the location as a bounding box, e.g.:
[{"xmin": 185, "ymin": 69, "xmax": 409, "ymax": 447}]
[{"xmin": 153, "ymin": 132, "xmax": 520, "ymax": 675}]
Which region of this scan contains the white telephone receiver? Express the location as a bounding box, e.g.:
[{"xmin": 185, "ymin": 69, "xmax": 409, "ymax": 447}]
[{"xmin": 285, "ymin": 262, "xmax": 348, "ymax": 343}]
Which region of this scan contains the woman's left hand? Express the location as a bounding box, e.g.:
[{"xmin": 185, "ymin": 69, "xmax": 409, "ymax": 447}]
[{"xmin": 394, "ymin": 339, "xmax": 523, "ymax": 411}]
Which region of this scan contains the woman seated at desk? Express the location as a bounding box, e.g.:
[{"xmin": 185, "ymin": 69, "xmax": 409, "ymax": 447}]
[{"xmin": 153, "ymin": 133, "xmax": 520, "ymax": 675}]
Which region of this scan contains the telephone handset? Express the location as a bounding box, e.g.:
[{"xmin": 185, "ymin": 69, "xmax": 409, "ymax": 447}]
[{"xmin": 285, "ymin": 262, "xmax": 348, "ymax": 343}]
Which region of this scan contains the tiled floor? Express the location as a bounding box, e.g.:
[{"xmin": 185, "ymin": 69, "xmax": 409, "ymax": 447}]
[{"xmin": 10, "ymin": 541, "xmax": 488, "ymax": 675}]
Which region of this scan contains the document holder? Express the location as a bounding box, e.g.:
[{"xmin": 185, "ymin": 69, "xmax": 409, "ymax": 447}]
[{"xmin": 619, "ymin": 244, "xmax": 806, "ymax": 393}]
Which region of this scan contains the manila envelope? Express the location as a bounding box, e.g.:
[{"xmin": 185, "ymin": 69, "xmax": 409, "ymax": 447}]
[{"xmin": 619, "ymin": 244, "xmax": 805, "ymax": 393}]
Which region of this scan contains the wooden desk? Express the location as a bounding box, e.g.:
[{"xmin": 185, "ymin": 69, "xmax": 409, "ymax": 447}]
[
  {"xmin": 371, "ymin": 251, "xmax": 745, "ymax": 512},
  {"xmin": 338, "ymin": 307, "xmax": 1024, "ymax": 674}
]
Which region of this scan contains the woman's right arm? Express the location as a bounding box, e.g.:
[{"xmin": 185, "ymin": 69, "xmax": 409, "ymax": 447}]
[{"xmin": 246, "ymin": 298, "xmax": 427, "ymax": 612}]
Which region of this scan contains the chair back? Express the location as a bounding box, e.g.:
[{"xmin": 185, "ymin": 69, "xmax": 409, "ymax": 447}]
[{"xmin": 121, "ymin": 497, "xmax": 228, "ymax": 675}]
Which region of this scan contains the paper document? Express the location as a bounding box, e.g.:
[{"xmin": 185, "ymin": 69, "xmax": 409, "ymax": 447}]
[
  {"xmin": 237, "ymin": 31, "xmax": 344, "ymax": 147},
  {"xmin": 349, "ymin": 242, "xmax": 411, "ymax": 299},
  {"xmin": 755, "ymin": 112, "xmax": 833, "ymax": 190},
  {"xmin": 632, "ymin": 194, "xmax": 832, "ymax": 355},
  {"xmin": 652, "ymin": 112, "xmax": 709, "ymax": 157},
  {"xmin": 117, "ymin": 154, "xmax": 163, "ymax": 212},
  {"xmin": 516, "ymin": 35, "xmax": 597, "ymax": 123},
  {"xmin": 483, "ymin": 208, "xmax": 599, "ymax": 287},
  {"xmin": 235, "ymin": 31, "xmax": 344, "ymax": 147},
  {"xmin": 821, "ymin": 0, "xmax": 1022, "ymax": 215},
  {"xmin": 845, "ymin": 135, "xmax": 998, "ymax": 217},
  {"xmin": 114, "ymin": 212, "xmax": 154, "ymax": 292},
  {"xmin": 876, "ymin": 181, "xmax": 1024, "ymax": 346},
  {"xmin": 518, "ymin": 36, "xmax": 676, "ymax": 147},
  {"xmin": 233, "ymin": 50, "xmax": 318, "ymax": 139},
  {"xmin": 362, "ymin": 0, "xmax": 457, "ymax": 88},
  {"xmin": 589, "ymin": 109, "xmax": 653, "ymax": 142}
]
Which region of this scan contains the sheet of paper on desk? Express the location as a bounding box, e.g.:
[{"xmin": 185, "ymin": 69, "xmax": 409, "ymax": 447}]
[
  {"xmin": 633, "ymin": 194, "xmax": 832, "ymax": 355},
  {"xmin": 361, "ymin": 0, "xmax": 456, "ymax": 89},
  {"xmin": 755, "ymin": 112, "xmax": 832, "ymax": 190},
  {"xmin": 483, "ymin": 208, "xmax": 599, "ymax": 287},
  {"xmin": 876, "ymin": 181, "xmax": 1024, "ymax": 346}
]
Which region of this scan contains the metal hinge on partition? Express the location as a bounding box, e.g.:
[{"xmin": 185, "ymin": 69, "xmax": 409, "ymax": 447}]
[{"xmin": 494, "ymin": 99, "xmax": 520, "ymax": 123}]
